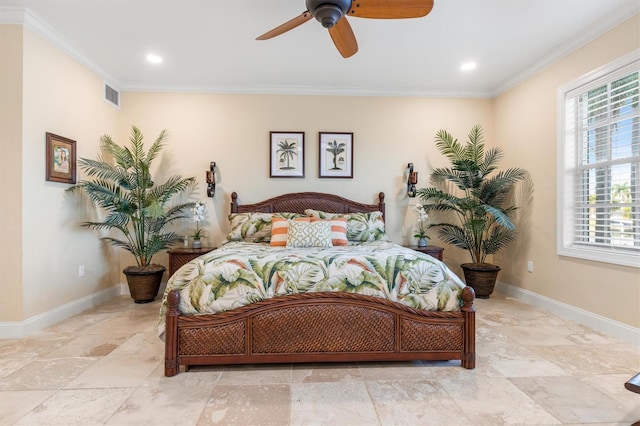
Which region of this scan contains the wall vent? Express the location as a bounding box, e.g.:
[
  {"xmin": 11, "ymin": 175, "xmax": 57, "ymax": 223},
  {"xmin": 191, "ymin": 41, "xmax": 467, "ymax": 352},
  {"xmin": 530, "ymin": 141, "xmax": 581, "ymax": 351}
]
[{"xmin": 104, "ymin": 83, "xmax": 120, "ymax": 109}]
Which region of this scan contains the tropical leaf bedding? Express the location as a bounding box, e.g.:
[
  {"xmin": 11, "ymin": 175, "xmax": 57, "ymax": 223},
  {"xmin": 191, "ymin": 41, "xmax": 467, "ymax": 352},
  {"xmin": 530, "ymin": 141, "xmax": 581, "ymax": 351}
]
[{"xmin": 157, "ymin": 241, "xmax": 466, "ymax": 338}]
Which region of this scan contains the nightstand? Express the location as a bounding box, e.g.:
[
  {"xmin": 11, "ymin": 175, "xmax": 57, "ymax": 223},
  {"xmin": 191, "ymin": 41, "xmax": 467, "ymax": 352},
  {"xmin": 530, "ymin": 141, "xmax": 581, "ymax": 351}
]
[
  {"xmin": 404, "ymin": 245, "xmax": 444, "ymax": 261},
  {"xmin": 168, "ymin": 247, "xmax": 215, "ymax": 277}
]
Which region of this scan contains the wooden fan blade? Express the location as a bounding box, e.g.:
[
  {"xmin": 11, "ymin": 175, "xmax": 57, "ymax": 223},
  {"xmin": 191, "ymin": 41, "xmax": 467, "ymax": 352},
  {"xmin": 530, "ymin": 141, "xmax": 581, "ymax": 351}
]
[
  {"xmin": 329, "ymin": 17, "xmax": 358, "ymax": 58},
  {"xmin": 348, "ymin": 0, "xmax": 434, "ymax": 19},
  {"xmin": 256, "ymin": 11, "xmax": 312, "ymax": 40}
]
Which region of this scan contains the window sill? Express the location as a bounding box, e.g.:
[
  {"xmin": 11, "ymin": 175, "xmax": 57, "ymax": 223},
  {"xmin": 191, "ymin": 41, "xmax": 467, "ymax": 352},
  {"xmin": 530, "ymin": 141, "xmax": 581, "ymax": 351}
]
[{"xmin": 557, "ymin": 245, "xmax": 640, "ymax": 268}]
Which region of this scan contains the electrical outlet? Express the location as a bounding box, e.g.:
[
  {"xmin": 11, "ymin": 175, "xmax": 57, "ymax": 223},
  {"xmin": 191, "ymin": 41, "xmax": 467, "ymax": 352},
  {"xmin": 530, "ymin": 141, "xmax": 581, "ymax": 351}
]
[
  {"xmin": 527, "ymin": 261, "xmax": 533, "ymax": 273},
  {"xmin": 78, "ymin": 265, "xmax": 85, "ymax": 277}
]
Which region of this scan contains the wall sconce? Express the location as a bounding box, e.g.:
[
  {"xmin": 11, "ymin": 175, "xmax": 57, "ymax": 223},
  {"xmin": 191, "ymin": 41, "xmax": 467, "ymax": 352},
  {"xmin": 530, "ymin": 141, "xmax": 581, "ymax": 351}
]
[
  {"xmin": 206, "ymin": 162, "xmax": 216, "ymax": 198},
  {"xmin": 407, "ymin": 163, "xmax": 418, "ymax": 197}
]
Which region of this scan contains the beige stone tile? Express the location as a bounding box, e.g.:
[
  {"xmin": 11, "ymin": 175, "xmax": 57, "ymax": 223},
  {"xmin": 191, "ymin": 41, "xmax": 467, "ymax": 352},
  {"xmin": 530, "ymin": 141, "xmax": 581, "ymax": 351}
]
[
  {"xmin": 491, "ymin": 324, "xmax": 577, "ymax": 346},
  {"xmin": 0, "ymin": 390, "xmax": 55, "ymax": 424},
  {"xmin": 0, "ymin": 333, "xmax": 75, "ymax": 358},
  {"xmin": 44, "ymin": 332, "xmax": 128, "ymax": 358},
  {"xmin": 85, "ymin": 310, "xmax": 156, "ymax": 340},
  {"xmin": 63, "ymin": 331, "xmax": 163, "ymax": 389},
  {"xmin": 0, "ymin": 357, "xmax": 98, "ymax": 391},
  {"xmin": 290, "ymin": 381, "xmax": 379, "ymax": 426},
  {"xmin": 532, "ymin": 344, "xmax": 640, "ymax": 375},
  {"xmin": 106, "ymin": 385, "xmax": 212, "ymax": 426},
  {"xmin": 476, "ymin": 335, "xmax": 569, "ymax": 378},
  {"xmin": 45, "ymin": 312, "xmax": 116, "ymax": 335},
  {"xmin": 292, "ymin": 362, "xmax": 362, "ymax": 383},
  {"xmin": 580, "ymin": 374, "xmax": 640, "ymax": 419},
  {"xmin": 510, "ymin": 376, "xmax": 638, "ymax": 423},
  {"xmin": 217, "ymin": 364, "xmax": 292, "ymax": 385},
  {"xmin": 487, "ymin": 354, "xmax": 570, "ymax": 378},
  {"xmin": 357, "ymin": 361, "xmax": 435, "ymax": 381},
  {"xmin": 197, "ymin": 384, "xmax": 290, "ymax": 425},
  {"xmin": 437, "ymin": 374, "xmax": 561, "ymax": 424},
  {"xmin": 143, "ymin": 363, "xmax": 223, "ymax": 388},
  {"xmin": 0, "ymin": 357, "xmax": 36, "ymax": 380},
  {"xmin": 366, "ymin": 379, "xmax": 475, "ymax": 425},
  {"xmin": 475, "ymin": 296, "xmax": 561, "ymax": 327},
  {"xmin": 14, "ymin": 388, "xmax": 135, "ymax": 426}
]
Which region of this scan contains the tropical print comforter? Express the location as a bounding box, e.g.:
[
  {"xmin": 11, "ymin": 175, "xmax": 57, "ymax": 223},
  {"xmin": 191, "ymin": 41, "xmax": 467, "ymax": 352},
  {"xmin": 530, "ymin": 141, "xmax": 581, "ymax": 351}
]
[{"xmin": 157, "ymin": 241, "xmax": 466, "ymax": 338}]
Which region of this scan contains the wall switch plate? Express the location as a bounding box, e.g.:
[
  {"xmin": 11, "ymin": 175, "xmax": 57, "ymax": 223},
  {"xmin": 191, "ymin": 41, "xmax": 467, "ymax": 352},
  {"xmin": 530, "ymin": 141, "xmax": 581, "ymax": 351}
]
[
  {"xmin": 79, "ymin": 265, "xmax": 85, "ymax": 277},
  {"xmin": 527, "ymin": 261, "xmax": 533, "ymax": 273}
]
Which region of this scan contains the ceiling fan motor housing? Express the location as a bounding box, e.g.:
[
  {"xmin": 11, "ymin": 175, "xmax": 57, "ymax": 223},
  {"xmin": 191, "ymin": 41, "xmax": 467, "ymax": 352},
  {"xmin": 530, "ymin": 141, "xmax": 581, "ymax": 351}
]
[{"xmin": 306, "ymin": 0, "xmax": 352, "ymax": 28}]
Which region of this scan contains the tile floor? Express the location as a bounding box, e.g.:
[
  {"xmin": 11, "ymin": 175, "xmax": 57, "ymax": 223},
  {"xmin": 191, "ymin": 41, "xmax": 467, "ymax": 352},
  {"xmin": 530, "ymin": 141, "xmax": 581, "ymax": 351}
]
[{"xmin": 0, "ymin": 293, "xmax": 638, "ymax": 425}]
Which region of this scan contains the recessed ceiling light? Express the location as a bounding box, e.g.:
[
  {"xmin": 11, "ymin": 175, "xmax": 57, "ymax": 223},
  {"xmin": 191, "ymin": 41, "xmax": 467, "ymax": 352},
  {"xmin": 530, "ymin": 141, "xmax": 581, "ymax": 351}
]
[
  {"xmin": 460, "ymin": 62, "xmax": 477, "ymax": 72},
  {"xmin": 146, "ymin": 54, "xmax": 163, "ymax": 64}
]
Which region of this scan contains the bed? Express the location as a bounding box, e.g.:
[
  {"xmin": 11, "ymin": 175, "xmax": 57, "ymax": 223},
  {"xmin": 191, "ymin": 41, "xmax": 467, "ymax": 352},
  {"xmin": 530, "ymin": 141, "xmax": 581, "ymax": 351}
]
[{"xmin": 161, "ymin": 191, "xmax": 475, "ymax": 376}]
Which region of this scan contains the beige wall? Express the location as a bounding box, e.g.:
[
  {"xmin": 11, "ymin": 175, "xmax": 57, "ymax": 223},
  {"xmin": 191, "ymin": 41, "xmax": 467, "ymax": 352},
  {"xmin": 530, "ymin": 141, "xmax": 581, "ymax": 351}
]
[
  {"xmin": 0, "ymin": 25, "xmax": 24, "ymax": 322},
  {"xmin": 120, "ymin": 93, "xmax": 492, "ymax": 263},
  {"xmin": 17, "ymin": 27, "xmax": 120, "ymax": 319},
  {"xmin": 2, "ymin": 14, "xmax": 638, "ymax": 333},
  {"xmin": 493, "ymin": 14, "xmax": 640, "ymax": 328}
]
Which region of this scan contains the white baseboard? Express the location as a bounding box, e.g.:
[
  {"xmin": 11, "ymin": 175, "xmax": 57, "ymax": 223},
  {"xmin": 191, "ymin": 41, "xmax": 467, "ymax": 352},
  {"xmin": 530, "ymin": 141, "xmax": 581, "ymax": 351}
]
[
  {"xmin": 0, "ymin": 284, "xmax": 128, "ymax": 339},
  {"xmin": 496, "ymin": 281, "xmax": 640, "ymax": 347}
]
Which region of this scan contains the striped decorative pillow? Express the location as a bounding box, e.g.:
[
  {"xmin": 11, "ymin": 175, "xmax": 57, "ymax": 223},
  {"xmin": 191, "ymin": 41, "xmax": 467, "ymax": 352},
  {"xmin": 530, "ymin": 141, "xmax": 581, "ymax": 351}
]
[
  {"xmin": 310, "ymin": 217, "xmax": 348, "ymax": 246},
  {"xmin": 270, "ymin": 217, "xmax": 310, "ymax": 246}
]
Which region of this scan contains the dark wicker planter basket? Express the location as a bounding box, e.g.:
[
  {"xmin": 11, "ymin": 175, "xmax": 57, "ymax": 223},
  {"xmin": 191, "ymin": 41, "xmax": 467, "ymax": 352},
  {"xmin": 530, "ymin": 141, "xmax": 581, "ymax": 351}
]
[
  {"xmin": 461, "ymin": 263, "xmax": 501, "ymax": 299},
  {"xmin": 123, "ymin": 265, "xmax": 166, "ymax": 304}
]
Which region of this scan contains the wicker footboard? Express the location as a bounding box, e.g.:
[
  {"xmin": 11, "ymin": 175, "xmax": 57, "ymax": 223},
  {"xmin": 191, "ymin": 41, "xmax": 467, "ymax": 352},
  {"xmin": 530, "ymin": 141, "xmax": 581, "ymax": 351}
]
[{"xmin": 164, "ymin": 287, "xmax": 475, "ymax": 376}]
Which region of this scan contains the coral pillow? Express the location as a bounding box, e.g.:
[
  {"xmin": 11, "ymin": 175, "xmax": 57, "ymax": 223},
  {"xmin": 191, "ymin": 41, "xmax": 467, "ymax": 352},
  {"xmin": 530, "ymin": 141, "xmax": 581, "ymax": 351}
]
[
  {"xmin": 270, "ymin": 217, "xmax": 310, "ymax": 246},
  {"xmin": 310, "ymin": 217, "xmax": 348, "ymax": 246}
]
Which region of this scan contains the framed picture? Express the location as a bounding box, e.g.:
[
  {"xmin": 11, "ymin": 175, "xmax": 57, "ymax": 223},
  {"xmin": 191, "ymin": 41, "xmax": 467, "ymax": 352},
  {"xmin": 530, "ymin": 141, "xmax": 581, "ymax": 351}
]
[
  {"xmin": 319, "ymin": 132, "xmax": 353, "ymax": 178},
  {"xmin": 45, "ymin": 132, "xmax": 76, "ymax": 184},
  {"xmin": 270, "ymin": 131, "xmax": 305, "ymax": 178}
]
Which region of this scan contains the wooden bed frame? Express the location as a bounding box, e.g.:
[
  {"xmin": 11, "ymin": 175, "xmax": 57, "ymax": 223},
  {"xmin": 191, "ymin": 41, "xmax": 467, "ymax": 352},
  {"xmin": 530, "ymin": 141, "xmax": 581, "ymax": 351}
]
[{"xmin": 164, "ymin": 192, "xmax": 476, "ymax": 376}]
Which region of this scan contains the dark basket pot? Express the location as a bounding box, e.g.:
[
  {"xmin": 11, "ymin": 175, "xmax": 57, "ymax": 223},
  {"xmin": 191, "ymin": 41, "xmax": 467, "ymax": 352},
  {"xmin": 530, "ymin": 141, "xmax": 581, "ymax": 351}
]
[
  {"xmin": 123, "ymin": 265, "xmax": 166, "ymax": 304},
  {"xmin": 460, "ymin": 263, "xmax": 501, "ymax": 299}
]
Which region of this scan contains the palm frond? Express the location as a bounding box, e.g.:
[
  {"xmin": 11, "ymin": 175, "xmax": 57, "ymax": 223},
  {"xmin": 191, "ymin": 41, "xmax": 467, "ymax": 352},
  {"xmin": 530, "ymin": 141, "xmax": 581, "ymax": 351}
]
[
  {"xmin": 465, "ymin": 124, "xmax": 485, "ymax": 165},
  {"xmin": 67, "ymin": 126, "xmax": 195, "ymax": 266},
  {"xmin": 434, "ymin": 129, "xmax": 464, "ymax": 162},
  {"xmin": 416, "ymin": 125, "xmax": 528, "ymax": 264}
]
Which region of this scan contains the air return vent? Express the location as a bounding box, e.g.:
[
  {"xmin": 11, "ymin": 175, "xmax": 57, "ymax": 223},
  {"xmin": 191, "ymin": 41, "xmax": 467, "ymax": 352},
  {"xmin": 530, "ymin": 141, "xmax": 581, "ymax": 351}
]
[{"xmin": 104, "ymin": 82, "xmax": 120, "ymax": 109}]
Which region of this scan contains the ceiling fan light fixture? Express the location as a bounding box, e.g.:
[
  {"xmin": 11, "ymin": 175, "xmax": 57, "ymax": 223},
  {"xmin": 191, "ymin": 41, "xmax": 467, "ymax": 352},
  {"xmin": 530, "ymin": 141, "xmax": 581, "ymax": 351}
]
[
  {"xmin": 315, "ymin": 4, "xmax": 344, "ymax": 28},
  {"xmin": 306, "ymin": 0, "xmax": 352, "ymax": 28}
]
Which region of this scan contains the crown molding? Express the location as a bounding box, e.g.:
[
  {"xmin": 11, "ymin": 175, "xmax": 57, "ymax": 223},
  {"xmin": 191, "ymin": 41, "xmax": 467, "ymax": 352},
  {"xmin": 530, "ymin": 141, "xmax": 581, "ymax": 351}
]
[
  {"xmin": 1, "ymin": 6, "xmax": 122, "ymax": 89},
  {"xmin": 491, "ymin": 4, "xmax": 640, "ymax": 97},
  {"xmin": 121, "ymin": 83, "xmax": 493, "ymax": 99}
]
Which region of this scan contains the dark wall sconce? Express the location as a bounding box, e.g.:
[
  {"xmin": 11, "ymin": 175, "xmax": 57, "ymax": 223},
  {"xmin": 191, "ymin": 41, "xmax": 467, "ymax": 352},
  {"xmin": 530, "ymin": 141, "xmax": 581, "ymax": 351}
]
[
  {"xmin": 407, "ymin": 163, "xmax": 418, "ymax": 197},
  {"xmin": 206, "ymin": 162, "xmax": 216, "ymax": 198}
]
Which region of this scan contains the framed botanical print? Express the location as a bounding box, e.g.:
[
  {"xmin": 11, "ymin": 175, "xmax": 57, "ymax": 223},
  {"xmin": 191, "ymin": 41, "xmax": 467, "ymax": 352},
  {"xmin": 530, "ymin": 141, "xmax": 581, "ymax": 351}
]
[
  {"xmin": 319, "ymin": 132, "xmax": 353, "ymax": 178},
  {"xmin": 45, "ymin": 132, "xmax": 77, "ymax": 184},
  {"xmin": 270, "ymin": 131, "xmax": 305, "ymax": 178}
]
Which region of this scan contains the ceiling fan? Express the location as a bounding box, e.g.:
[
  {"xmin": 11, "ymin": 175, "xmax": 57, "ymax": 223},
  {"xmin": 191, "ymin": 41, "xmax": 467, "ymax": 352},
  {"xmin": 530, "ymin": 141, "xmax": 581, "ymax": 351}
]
[{"xmin": 256, "ymin": 0, "xmax": 435, "ymax": 58}]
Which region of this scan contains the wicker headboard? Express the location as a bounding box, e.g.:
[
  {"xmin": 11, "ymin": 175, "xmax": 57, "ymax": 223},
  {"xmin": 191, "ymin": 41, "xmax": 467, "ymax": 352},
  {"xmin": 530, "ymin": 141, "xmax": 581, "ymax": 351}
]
[{"xmin": 231, "ymin": 192, "xmax": 385, "ymax": 218}]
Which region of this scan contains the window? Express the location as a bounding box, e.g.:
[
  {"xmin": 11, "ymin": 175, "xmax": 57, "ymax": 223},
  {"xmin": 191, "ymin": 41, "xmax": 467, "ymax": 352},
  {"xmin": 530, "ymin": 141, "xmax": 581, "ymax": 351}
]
[{"xmin": 558, "ymin": 50, "xmax": 640, "ymax": 268}]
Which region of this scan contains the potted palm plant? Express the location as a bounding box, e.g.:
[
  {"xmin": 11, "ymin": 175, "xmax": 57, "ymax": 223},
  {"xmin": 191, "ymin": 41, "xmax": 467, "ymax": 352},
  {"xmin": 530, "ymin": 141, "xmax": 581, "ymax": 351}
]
[
  {"xmin": 67, "ymin": 126, "xmax": 196, "ymax": 303},
  {"xmin": 417, "ymin": 125, "xmax": 528, "ymax": 298}
]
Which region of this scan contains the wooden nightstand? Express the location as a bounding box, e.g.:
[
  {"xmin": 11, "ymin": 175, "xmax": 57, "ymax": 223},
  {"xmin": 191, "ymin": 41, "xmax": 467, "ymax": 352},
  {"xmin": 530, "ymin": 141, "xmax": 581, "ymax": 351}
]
[
  {"xmin": 404, "ymin": 245, "xmax": 444, "ymax": 261},
  {"xmin": 168, "ymin": 247, "xmax": 215, "ymax": 277}
]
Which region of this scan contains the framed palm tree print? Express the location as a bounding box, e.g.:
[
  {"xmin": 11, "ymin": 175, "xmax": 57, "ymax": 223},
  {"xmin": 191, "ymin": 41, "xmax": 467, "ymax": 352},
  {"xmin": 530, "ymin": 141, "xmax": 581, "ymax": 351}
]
[
  {"xmin": 319, "ymin": 132, "xmax": 353, "ymax": 178},
  {"xmin": 270, "ymin": 131, "xmax": 305, "ymax": 178}
]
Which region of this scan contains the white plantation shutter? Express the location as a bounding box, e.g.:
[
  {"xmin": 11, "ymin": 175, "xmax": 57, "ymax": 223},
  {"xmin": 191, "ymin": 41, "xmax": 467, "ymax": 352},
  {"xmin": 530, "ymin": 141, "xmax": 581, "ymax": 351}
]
[{"xmin": 558, "ymin": 51, "xmax": 640, "ymax": 267}]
